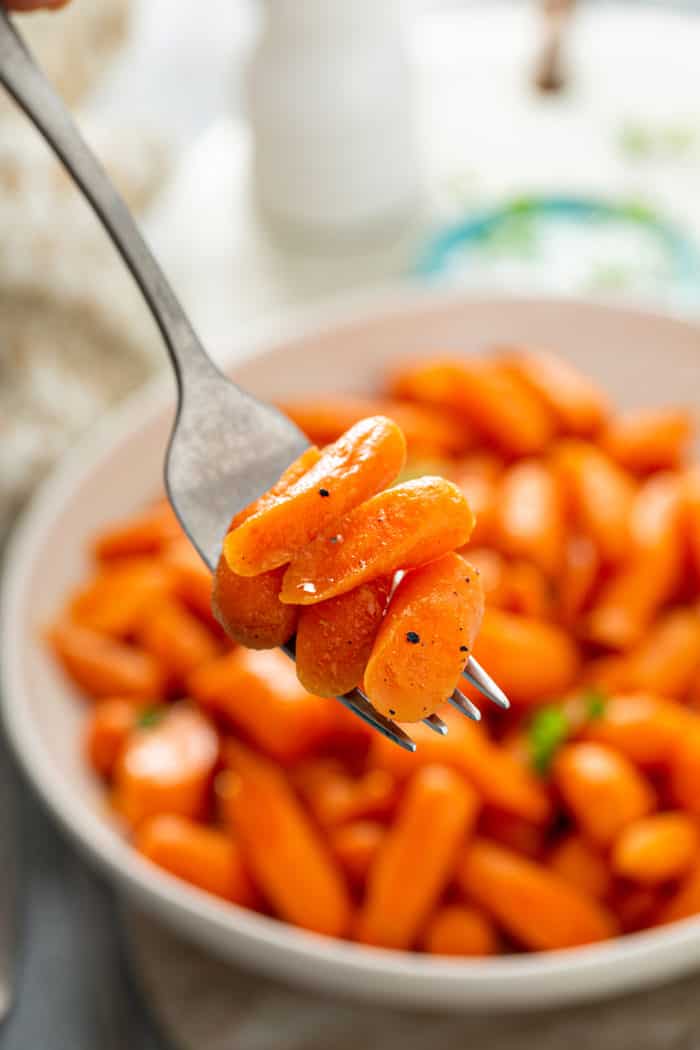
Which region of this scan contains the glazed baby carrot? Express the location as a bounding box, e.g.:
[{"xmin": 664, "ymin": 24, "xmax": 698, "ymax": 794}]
[
  {"xmin": 471, "ymin": 608, "xmax": 579, "ymax": 707},
  {"xmin": 293, "ymin": 760, "xmax": 397, "ymax": 827},
  {"xmin": 330, "ymin": 821, "xmax": 386, "ymax": 889},
  {"xmin": 498, "ymin": 348, "xmax": 609, "ymax": 436},
  {"xmin": 478, "ymin": 808, "xmax": 547, "ymax": 859},
  {"xmin": 547, "ymin": 835, "xmax": 612, "ymax": 900},
  {"xmin": 505, "ymin": 560, "xmax": 554, "ymax": 620},
  {"xmin": 224, "ymin": 417, "xmax": 406, "ymax": 575},
  {"xmin": 84, "ymin": 698, "xmax": 139, "ymax": 778},
  {"xmin": 70, "ymin": 559, "xmax": 175, "ymax": 639},
  {"xmin": 554, "ymin": 440, "xmax": 636, "ymax": 565},
  {"xmin": 93, "ymin": 500, "xmax": 182, "ymax": 561},
  {"xmin": 163, "ymin": 537, "xmax": 215, "ymax": 622},
  {"xmin": 557, "ymin": 534, "xmax": 600, "ymax": 628},
  {"xmin": 134, "ymin": 814, "xmax": 257, "ymax": 905},
  {"xmin": 187, "ymin": 648, "xmax": 337, "ymax": 764},
  {"xmin": 624, "ymin": 607, "xmax": 700, "ymax": 699},
  {"xmin": 281, "ymin": 477, "xmax": 474, "ymax": 605},
  {"xmin": 612, "ymin": 813, "xmax": 698, "ymax": 885},
  {"xmin": 587, "ymin": 474, "xmax": 684, "ymax": 649},
  {"xmin": 137, "ymin": 599, "xmax": 220, "ymax": 692},
  {"xmin": 602, "ymin": 407, "xmax": 692, "ymax": 474},
  {"xmin": 553, "ymin": 742, "xmax": 655, "ymax": 847},
  {"xmin": 356, "ymin": 765, "xmax": 479, "ymax": 949},
  {"xmin": 494, "ymin": 459, "xmax": 565, "ymax": 577},
  {"xmin": 49, "ymin": 620, "xmax": 166, "ymax": 701},
  {"xmin": 443, "ymin": 358, "xmax": 557, "ymax": 457},
  {"xmin": 279, "ymin": 397, "xmax": 474, "ymax": 457},
  {"xmin": 212, "ymin": 561, "xmax": 298, "ymax": 649},
  {"xmin": 670, "ymin": 726, "xmax": 700, "ymax": 814},
  {"xmin": 212, "ymin": 447, "xmax": 323, "ymax": 646},
  {"xmin": 684, "ymin": 467, "xmax": 700, "ymax": 583},
  {"xmin": 463, "ymin": 547, "xmax": 509, "ymax": 607},
  {"xmin": 369, "ymin": 708, "xmax": 552, "ymax": 825},
  {"xmin": 453, "ymin": 454, "xmax": 502, "ymax": 547},
  {"xmin": 583, "ymin": 694, "xmax": 690, "ymax": 768},
  {"xmin": 221, "ymin": 742, "xmax": 351, "ymax": 937},
  {"xmin": 387, "ymin": 357, "xmax": 474, "ymax": 408},
  {"xmin": 389, "ymin": 356, "xmax": 555, "ymax": 455},
  {"xmin": 422, "ymin": 905, "xmax": 499, "ymax": 956},
  {"xmin": 364, "ymin": 554, "xmax": 485, "ymax": 722},
  {"xmin": 457, "ymin": 839, "xmax": 616, "ymax": 950},
  {"xmin": 112, "ymin": 706, "xmax": 219, "ymax": 828},
  {"xmin": 295, "ymin": 576, "xmax": 392, "ymax": 697}
]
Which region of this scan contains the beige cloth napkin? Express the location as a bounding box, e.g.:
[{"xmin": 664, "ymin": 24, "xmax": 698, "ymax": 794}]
[{"xmin": 127, "ymin": 909, "xmax": 700, "ymax": 1050}]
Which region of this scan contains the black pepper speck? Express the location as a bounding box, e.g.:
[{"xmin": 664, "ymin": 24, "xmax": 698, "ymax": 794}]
[
  {"xmin": 460, "ymin": 645, "xmax": 469, "ymax": 652},
  {"xmin": 389, "ymin": 709, "xmax": 396, "ymax": 716},
  {"xmin": 406, "ymin": 631, "xmax": 420, "ymax": 644},
  {"xmin": 319, "ymin": 488, "xmax": 330, "ymax": 498}
]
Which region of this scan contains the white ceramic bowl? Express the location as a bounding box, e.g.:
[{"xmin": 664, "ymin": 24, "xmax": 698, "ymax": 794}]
[{"xmin": 4, "ymin": 292, "xmax": 700, "ymax": 1011}]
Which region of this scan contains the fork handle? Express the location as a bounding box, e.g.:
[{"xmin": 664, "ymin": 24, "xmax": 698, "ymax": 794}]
[{"xmin": 0, "ymin": 9, "xmax": 211, "ymax": 391}]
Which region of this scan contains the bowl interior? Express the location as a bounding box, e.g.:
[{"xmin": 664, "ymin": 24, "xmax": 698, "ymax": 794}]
[{"xmin": 4, "ymin": 293, "xmax": 700, "ymax": 1010}]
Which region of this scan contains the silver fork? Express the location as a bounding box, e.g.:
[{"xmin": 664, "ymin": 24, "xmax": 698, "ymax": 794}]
[{"xmin": 0, "ymin": 10, "xmax": 508, "ymax": 752}]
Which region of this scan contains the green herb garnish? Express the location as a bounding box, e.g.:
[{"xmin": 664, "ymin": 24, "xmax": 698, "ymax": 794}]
[
  {"xmin": 582, "ymin": 688, "xmax": 608, "ymax": 721},
  {"xmin": 137, "ymin": 706, "xmax": 166, "ymax": 729},
  {"xmin": 529, "ymin": 706, "xmax": 570, "ymax": 777}
]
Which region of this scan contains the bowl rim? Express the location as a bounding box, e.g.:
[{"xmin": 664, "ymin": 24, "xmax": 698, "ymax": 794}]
[{"xmin": 5, "ymin": 287, "xmax": 700, "ymax": 1008}]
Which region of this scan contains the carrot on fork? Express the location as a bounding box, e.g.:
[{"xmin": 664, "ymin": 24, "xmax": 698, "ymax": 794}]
[
  {"xmin": 212, "ymin": 447, "xmax": 323, "ymax": 647},
  {"xmin": 295, "ymin": 576, "xmax": 392, "ymax": 697},
  {"xmin": 281, "ymin": 477, "xmax": 474, "ymax": 606},
  {"xmin": 224, "ymin": 417, "xmax": 406, "ymax": 576},
  {"xmin": 364, "ymin": 554, "xmax": 485, "ymax": 722}
]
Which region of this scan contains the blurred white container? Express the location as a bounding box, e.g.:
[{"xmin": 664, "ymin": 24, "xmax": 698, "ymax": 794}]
[{"xmin": 247, "ymin": 0, "xmax": 423, "ymax": 243}]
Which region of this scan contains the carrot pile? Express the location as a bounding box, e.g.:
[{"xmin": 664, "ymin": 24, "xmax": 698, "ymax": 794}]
[
  {"xmin": 47, "ymin": 345, "xmax": 700, "ymax": 956},
  {"xmin": 213, "ymin": 416, "xmax": 482, "ymax": 721}
]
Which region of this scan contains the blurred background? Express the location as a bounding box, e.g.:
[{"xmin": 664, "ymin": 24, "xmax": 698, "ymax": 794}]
[
  {"xmin": 4, "ymin": 1, "xmax": 700, "ymax": 1047},
  {"xmin": 6, "ymin": 0, "xmax": 700, "ymax": 534}
]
